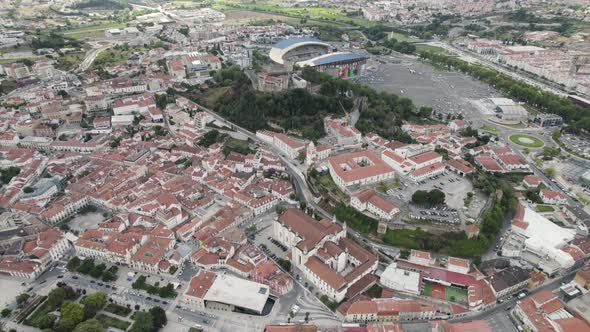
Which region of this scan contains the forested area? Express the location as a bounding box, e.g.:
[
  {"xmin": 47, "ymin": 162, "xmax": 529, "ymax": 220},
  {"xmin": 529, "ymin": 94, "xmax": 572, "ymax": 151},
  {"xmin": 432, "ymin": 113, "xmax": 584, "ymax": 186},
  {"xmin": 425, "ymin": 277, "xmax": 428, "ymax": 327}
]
[{"xmin": 213, "ymin": 66, "xmax": 421, "ymax": 141}]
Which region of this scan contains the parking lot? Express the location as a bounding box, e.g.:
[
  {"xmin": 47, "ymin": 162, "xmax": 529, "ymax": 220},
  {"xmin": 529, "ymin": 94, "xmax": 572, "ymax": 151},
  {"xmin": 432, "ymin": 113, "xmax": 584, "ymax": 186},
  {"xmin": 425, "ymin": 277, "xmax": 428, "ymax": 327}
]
[
  {"xmin": 408, "ymin": 205, "xmax": 461, "ymax": 225},
  {"xmin": 358, "ymin": 54, "xmax": 497, "ymax": 128},
  {"xmin": 383, "ymin": 171, "xmax": 485, "ymax": 226},
  {"xmin": 249, "ymin": 214, "xmax": 289, "ymax": 261},
  {"xmin": 560, "ymin": 134, "xmax": 590, "ymax": 159}
]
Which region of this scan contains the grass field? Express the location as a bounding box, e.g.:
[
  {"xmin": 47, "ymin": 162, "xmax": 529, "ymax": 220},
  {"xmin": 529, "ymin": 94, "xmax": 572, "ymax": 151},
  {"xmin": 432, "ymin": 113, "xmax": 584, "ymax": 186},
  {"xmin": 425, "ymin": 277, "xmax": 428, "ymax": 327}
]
[
  {"xmin": 61, "ymin": 21, "xmax": 127, "ymax": 39},
  {"xmin": 480, "ymin": 125, "xmax": 500, "ymax": 133},
  {"xmin": 423, "ymin": 282, "xmax": 432, "ymax": 296},
  {"xmin": 223, "ymin": 10, "xmax": 301, "ymax": 25},
  {"xmin": 389, "ymin": 31, "xmax": 412, "ymax": 42},
  {"xmin": 445, "ymin": 286, "xmax": 468, "ymax": 303},
  {"xmin": 423, "ymin": 281, "xmax": 468, "ymax": 303},
  {"xmin": 415, "ymin": 44, "xmax": 446, "ymax": 54},
  {"xmin": 536, "ymin": 204, "xmax": 555, "ymax": 212},
  {"xmin": 92, "ymin": 46, "xmax": 146, "ymax": 68},
  {"xmin": 103, "ymin": 303, "xmax": 132, "ymax": 317},
  {"xmin": 509, "ymin": 134, "xmax": 544, "ymax": 148},
  {"xmin": 227, "ymin": 3, "xmax": 373, "ymax": 27},
  {"xmin": 96, "ymin": 313, "xmax": 130, "ymax": 330},
  {"xmin": 201, "ymin": 86, "xmax": 231, "ymax": 108}
]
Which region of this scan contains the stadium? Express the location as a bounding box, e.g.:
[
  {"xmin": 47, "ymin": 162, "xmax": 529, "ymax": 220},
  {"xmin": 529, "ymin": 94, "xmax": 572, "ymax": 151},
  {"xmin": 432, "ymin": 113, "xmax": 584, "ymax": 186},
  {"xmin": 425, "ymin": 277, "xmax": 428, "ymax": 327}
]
[
  {"xmin": 296, "ymin": 52, "xmax": 369, "ymax": 79},
  {"xmin": 269, "ymin": 37, "xmax": 331, "ymax": 65},
  {"xmin": 269, "ymin": 38, "xmax": 369, "ymax": 78}
]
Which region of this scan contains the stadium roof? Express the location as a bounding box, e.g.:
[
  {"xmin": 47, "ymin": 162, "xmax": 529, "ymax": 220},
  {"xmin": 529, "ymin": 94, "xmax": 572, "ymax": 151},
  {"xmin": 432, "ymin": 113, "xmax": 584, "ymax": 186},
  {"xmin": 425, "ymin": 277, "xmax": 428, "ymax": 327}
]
[
  {"xmin": 296, "ymin": 52, "xmax": 369, "ymax": 67},
  {"xmin": 273, "ymin": 37, "xmax": 323, "ymax": 49},
  {"xmin": 269, "ymin": 38, "xmax": 331, "ymax": 65}
]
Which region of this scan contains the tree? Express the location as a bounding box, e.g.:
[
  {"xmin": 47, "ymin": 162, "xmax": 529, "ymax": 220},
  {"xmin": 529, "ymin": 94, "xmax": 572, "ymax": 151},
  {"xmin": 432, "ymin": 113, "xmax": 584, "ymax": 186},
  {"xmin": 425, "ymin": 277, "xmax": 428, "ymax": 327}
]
[
  {"xmin": 0, "ymin": 167, "xmax": 20, "ymax": 184},
  {"xmin": 418, "ymin": 106, "xmax": 432, "ymax": 118},
  {"xmin": 149, "ymin": 306, "xmax": 167, "ymax": 329},
  {"xmin": 61, "ymin": 285, "xmax": 78, "ymax": 300},
  {"xmin": 89, "ymin": 263, "xmax": 106, "ymax": 278},
  {"xmin": 54, "ymin": 318, "xmax": 77, "ymax": 332},
  {"xmin": 82, "ymin": 291, "xmax": 106, "ymax": 308},
  {"xmin": 60, "ymin": 301, "xmax": 84, "ymax": 326},
  {"xmin": 129, "ymin": 311, "xmax": 153, "ymax": 332},
  {"xmin": 411, "ymin": 189, "xmax": 445, "ymax": 206},
  {"xmin": 16, "ymin": 293, "xmax": 30, "ymax": 307},
  {"xmin": 73, "ymin": 319, "xmax": 103, "ymax": 332},
  {"xmin": 33, "ymin": 314, "xmax": 56, "ymax": 329},
  {"xmin": 428, "ymin": 189, "xmax": 445, "ymax": 205},
  {"xmin": 277, "ymin": 258, "xmax": 292, "ymax": 272},
  {"xmin": 76, "ymin": 258, "xmax": 95, "ymax": 274},
  {"xmin": 196, "ymin": 129, "xmax": 221, "ymax": 147},
  {"xmin": 411, "ymin": 190, "xmax": 429, "ymax": 205},
  {"xmin": 46, "ymin": 287, "xmax": 66, "ymax": 308},
  {"xmin": 81, "ymin": 291, "xmax": 107, "ymax": 319},
  {"xmin": 1, "ymin": 308, "xmax": 11, "ymax": 318},
  {"xmin": 101, "ymin": 270, "xmax": 116, "ymax": 282},
  {"xmin": 544, "ymin": 167, "xmax": 556, "ymax": 177}
]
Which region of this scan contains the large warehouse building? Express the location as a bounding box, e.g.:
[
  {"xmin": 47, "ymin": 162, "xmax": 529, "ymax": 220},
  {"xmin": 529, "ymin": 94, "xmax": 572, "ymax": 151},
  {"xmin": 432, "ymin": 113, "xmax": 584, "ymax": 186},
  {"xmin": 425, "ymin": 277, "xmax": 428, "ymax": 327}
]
[{"xmin": 269, "ymin": 38, "xmax": 369, "ymax": 78}]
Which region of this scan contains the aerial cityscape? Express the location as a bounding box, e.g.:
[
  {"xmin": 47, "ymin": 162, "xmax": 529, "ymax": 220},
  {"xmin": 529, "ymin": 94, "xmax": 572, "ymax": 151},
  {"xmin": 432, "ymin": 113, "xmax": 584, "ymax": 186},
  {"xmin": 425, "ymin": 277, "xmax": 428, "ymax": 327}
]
[{"xmin": 0, "ymin": 0, "xmax": 589, "ymax": 331}]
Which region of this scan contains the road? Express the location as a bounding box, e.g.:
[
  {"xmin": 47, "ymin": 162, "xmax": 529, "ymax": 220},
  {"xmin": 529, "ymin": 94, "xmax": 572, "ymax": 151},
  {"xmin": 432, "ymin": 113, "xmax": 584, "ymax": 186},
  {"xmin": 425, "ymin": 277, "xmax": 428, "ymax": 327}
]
[
  {"xmin": 426, "ymin": 41, "xmax": 569, "ymax": 98},
  {"xmin": 451, "ymin": 270, "xmax": 576, "ymax": 323},
  {"xmin": 76, "ymin": 41, "xmax": 113, "ymax": 73}
]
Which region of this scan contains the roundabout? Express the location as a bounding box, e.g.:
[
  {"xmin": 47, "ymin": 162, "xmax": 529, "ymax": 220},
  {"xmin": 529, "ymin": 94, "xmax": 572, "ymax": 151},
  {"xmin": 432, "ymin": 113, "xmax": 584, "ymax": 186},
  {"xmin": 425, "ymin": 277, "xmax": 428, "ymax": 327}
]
[{"xmin": 509, "ymin": 134, "xmax": 544, "ymax": 148}]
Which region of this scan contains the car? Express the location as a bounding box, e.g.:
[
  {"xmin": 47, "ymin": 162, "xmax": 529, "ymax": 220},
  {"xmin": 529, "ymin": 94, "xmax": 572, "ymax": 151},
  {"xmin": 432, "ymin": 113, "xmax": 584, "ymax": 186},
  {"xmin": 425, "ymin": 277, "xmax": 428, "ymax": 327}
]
[
  {"xmin": 72, "ymin": 276, "xmax": 79, "ymax": 279},
  {"xmin": 176, "ymin": 305, "xmax": 182, "ymax": 309},
  {"xmin": 146, "ymin": 297, "xmax": 152, "ymax": 301},
  {"xmin": 163, "ymin": 301, "xmax": 168, "ymax": 305},
  {"xmin": 90, "ymin": 280, "xmax": 95, "ymax": 283},
  {"xmin": 97, "ymin": 282, "xmax": 103, "ymax": 286},
  {"xmin": 57, "ymin": 275, "xmax": 64, "ymax": 279},
  {"xmin": 154, "ymin": 299, "xmax": 160, "ymax": 303}
]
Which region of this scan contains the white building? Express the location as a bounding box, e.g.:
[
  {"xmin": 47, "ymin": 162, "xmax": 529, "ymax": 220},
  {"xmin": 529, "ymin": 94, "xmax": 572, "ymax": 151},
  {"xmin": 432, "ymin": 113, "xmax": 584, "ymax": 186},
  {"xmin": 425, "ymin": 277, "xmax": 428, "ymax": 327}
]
[
  {"xmin": 350, "ymin": 188, "xmax": 399, "ymax": 220},
  {"xmin": 380, "ymin": 263, "xmax": 421, "ymax": 295}
]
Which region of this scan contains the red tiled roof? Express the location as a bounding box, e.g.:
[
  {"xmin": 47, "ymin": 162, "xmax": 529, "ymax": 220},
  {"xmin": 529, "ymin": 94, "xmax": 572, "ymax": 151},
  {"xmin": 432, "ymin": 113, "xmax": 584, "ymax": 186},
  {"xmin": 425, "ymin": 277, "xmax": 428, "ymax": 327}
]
[
  {"xmin": 185, "ymin": 270, "xmax": 216, "ymax": 299},
  {"xmin": 328, "ymin": 150, "xmax": 394, "ymax": 183},
  {"xmin": 305, "ymin": 256, "xmax": 347, "ymax": 290}
]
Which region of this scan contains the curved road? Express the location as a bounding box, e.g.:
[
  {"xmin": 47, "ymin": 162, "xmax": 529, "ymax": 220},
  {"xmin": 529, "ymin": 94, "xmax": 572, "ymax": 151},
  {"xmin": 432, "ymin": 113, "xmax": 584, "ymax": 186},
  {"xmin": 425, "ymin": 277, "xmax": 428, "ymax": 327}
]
[{"xmin": 76, "ymin": 41, "xmax": 114, "ymax": 73}]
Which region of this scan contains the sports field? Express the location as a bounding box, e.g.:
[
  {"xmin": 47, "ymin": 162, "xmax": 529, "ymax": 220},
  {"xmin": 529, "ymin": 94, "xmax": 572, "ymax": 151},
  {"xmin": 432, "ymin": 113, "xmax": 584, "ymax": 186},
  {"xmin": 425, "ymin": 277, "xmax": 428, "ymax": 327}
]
[{"xmin": 422, "ymin": 281, "xmax": 468, "ymax": 303}]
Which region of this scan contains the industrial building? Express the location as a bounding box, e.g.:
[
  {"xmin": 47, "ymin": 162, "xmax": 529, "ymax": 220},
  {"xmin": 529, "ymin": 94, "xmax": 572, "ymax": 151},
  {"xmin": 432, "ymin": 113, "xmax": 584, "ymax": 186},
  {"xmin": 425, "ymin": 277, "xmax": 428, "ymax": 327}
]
[
  {"xmin": 533, "ymin": 113, "xmax": 563, "ymax": 128},
  {"xmin": 489, "ymin": 98, "xmax": 528, "ymax": 124}
]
